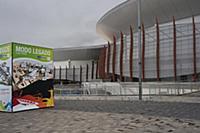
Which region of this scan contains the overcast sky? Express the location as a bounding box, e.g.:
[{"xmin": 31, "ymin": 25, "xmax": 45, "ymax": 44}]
[{"xmin": 0, "ymin": 0, "xmax": 125, "ymax": 48}]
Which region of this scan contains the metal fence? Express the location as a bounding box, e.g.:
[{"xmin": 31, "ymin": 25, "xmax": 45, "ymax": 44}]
[
  {"xmin": 54, "ymin": 62, "xmax": 97, "ymax": 82},
  {"xmin": 81, "ymin": 82, "xmax": 200, "ymax": 96},
  {"xmin": 54, "ymin": 82, "xmax": 200, "ymax": 99}
]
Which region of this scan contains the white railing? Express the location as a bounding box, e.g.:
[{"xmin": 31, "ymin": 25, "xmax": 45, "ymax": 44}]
[{"xmin": 81, "ymin": 82, "xmax": 200, "ymax": 96}]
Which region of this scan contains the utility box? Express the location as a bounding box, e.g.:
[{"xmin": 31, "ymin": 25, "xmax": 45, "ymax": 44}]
[{"xmin": 0, "ymin": 42, "xmax": 54, "ymax": 112}]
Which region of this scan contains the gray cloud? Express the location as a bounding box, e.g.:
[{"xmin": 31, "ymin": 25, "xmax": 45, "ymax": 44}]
[{"xmin": 0, "ymin": 0, "xmax": 125, "ymax": 48}]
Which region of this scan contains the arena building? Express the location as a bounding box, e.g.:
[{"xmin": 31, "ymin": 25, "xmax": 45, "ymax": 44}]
[{"xmin": 96, "ymin": 0, "xmax": 200, "ymax": 82}]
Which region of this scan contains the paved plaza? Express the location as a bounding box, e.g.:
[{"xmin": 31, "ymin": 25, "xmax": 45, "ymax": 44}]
[{"xmin": 0, "ymin": 100, "xmax": 200, "ymax": 133}]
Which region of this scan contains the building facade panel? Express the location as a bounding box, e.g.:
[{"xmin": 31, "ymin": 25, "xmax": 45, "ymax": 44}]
[{"xmin": 103, "ymin": 17, "xmax": 200, "ymax": 81}]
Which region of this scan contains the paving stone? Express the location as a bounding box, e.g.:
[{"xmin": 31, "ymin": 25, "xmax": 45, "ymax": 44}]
[{"xmin": 0, "ymin": 100, "xmax": 199, "ymax": 133}]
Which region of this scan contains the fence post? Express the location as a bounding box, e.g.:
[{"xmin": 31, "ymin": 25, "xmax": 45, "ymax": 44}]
[
  {"xmin": 91, "ymin": 60, "xmax": 94, "ymax": 80},
  {"xmin": 96, "ymin": 61, "xmax": 99, "ymax": 79},
  {"xmin": 86, "ymin": 64, "xmax": 89, "ymax": 82},
  {"xmin": 65, "ymin": 65, "xmax": 68, "ymax": 82},
  {"xmin": 59, "ymin": 66, "xmax": 62, "ymax": 84},
  {"xmin": 80, "ymin": 65, "xmax": 82, "ymax": 85},
  {"xmin": 54, "ymin": 66, "xmax": 56, "ymax": 79},
  {"xmin": 73, "ymin": 65, "xmax": 75, "ymax": 82}
]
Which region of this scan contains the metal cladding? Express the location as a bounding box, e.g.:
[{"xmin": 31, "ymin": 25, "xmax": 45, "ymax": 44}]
[
  {"xmin": 101, "ymin": 16, "xmax": 200, "ymax": 81},
  {"xmin": 54, "ymin": 19, "xmax": 200, "ymax": 82},
  {"xmin": 54, "ymin": 46, "xmax": 102, "ymax": 61}
]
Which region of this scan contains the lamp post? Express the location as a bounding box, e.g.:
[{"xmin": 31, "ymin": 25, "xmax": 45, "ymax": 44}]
[{"xmin": 137, "ymin": 0, "xmax": 142, "ymax": 100}]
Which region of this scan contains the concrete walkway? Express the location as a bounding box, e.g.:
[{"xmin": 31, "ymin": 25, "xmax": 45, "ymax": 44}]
[
  {"xmin": 55, "ymin": 95, "xmax": 200, "ymax": 103},
  {"xmin": 0, "ymin": 100, "xmax": 200, "ymax": 133}
]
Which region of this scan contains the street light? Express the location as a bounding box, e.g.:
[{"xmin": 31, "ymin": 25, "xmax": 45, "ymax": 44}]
[{"xmin": 137, "ymin": 0, "xmax": 142, "ymax": 100}]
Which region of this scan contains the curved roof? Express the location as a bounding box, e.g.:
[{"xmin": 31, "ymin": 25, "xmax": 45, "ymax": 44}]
[
  {"xmin": 54, "ymin": 45, "xmax": 104, "ymax": 61},
  {"xmin": 97, "ymin": 0, "xmax": 200, "ymax": 42}
]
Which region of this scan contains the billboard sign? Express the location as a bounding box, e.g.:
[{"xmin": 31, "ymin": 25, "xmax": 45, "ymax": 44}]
[{"xmin": 12, "ymin": 43, "xmax": 54, "ymax": 112}]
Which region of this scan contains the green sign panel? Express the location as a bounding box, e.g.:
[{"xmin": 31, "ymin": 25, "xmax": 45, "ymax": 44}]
[
  {"xmin": 12, "ymin": 43, "xmax": 53, "ymax": 62},
  {"xmin": 0, "ymin": 44, "xmax": 11, "ymax": 61}
]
